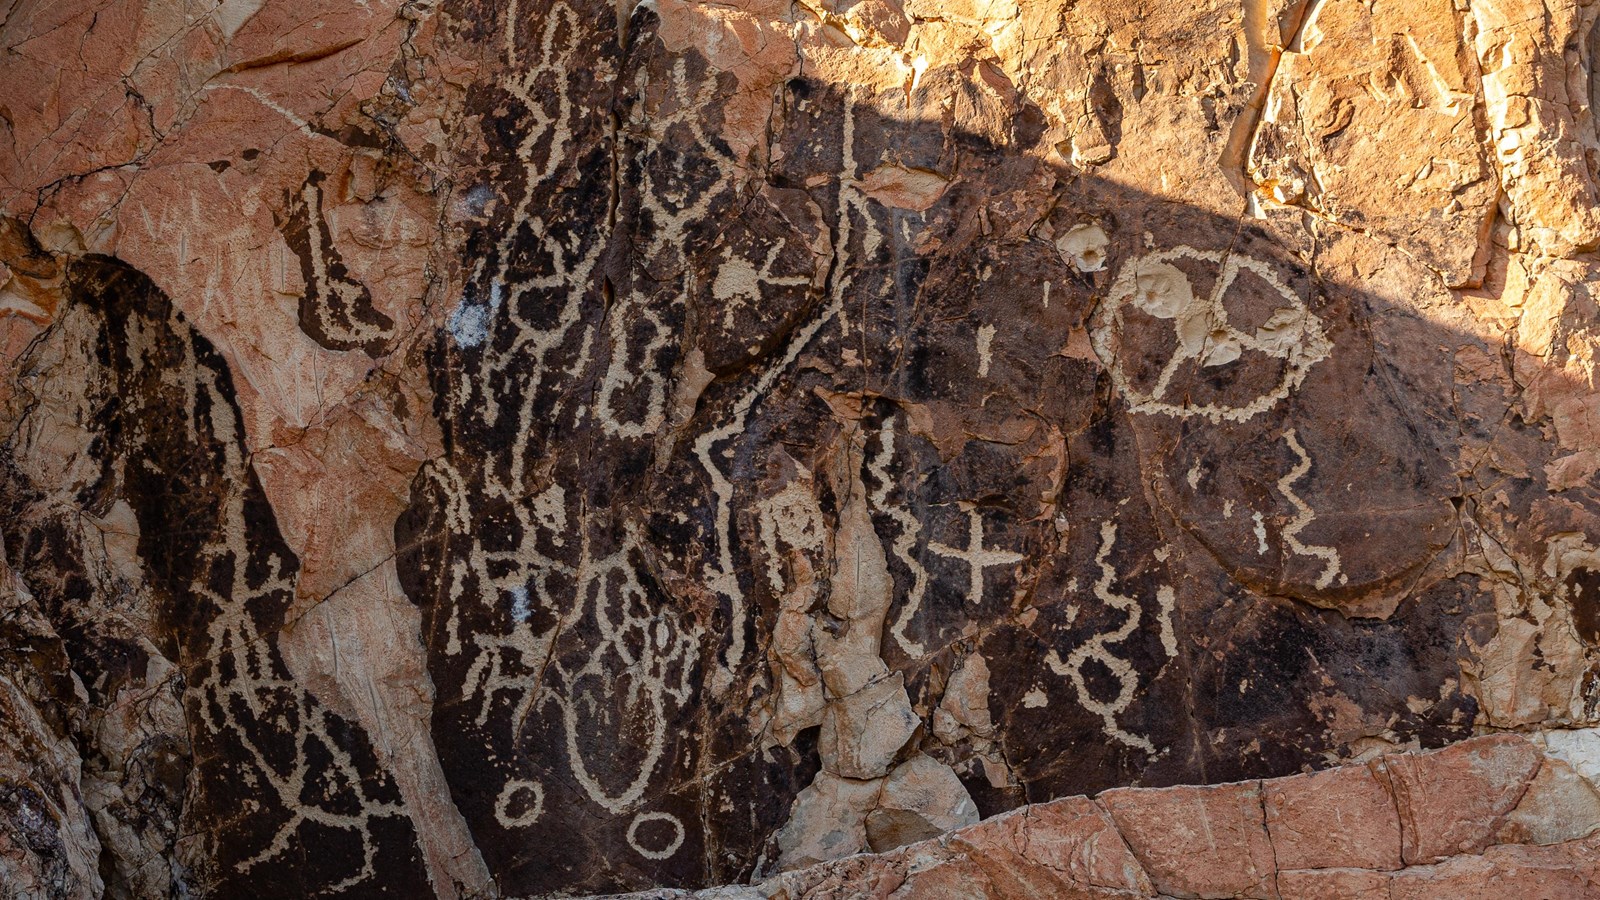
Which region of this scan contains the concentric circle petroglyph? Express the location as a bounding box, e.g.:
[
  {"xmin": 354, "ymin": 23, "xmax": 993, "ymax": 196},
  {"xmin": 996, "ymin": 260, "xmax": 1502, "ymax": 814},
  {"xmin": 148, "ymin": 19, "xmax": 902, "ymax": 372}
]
[{"xmin": 1090, "ymin": 246, "xmax": 1331, "ymax": 423}]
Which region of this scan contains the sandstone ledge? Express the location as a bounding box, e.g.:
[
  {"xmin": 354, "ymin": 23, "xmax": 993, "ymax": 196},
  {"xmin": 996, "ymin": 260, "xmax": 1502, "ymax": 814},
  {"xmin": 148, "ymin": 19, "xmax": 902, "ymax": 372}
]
[{"xmin": 624, "ymin": 733, "xmax": 1600, "ymax": 899}]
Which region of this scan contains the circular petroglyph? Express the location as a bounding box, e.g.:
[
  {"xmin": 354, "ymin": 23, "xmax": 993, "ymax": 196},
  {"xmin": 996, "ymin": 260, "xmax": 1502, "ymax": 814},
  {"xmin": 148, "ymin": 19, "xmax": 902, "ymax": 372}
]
[
  {"xmin": 1056, "ymin": 222, "xmax": 1109, "ymax": 272},
  {"xmin": 495, "ymin": 779, "xmax": 545, "ymax": 828},
  {"xmin": 1090, "ymin": 246, "xmax": 1331, "ymax": 423},
  {"xmin": 627, "ymin": 811, "xmax": 685, "ymax": 860}
]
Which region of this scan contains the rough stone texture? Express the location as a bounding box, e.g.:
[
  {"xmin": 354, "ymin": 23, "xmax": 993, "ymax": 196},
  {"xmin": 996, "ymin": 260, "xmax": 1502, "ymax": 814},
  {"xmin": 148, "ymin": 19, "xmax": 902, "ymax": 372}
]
[
  {"xmin": 635, "ymin": 735, "xmax": 1600, "ymax": 899},
  {"xmin": 2, "ymin": 0, "xmax": 1600, "ymax": 897},
  {"xmin": 1375, "ymin": 732, "xmax": 1542, "ymax": 864},
  {"xmin": 1265, "ymin": 764, "xmax": 1402, "ymax": 872}
]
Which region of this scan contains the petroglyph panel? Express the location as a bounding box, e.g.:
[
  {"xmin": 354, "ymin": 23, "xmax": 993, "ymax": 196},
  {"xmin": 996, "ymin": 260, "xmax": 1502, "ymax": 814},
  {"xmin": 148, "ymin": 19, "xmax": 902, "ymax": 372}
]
[
  {"xmin": 5, "ymin": 259, "xmax": 430, "ymax": 896},
  {"xmin": 5, "ymin": 0, "xmax": 1600, "ymax": 894},
  {"xmin": 276, "ymin": 170, "xmax": 397, "ymax": 356}
]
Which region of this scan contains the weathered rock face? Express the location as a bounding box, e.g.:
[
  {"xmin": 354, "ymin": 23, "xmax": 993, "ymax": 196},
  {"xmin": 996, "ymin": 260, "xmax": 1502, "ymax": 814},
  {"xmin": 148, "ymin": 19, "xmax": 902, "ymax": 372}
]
[
  {"xmin": 3, "ymin": 0, "xmax": 1600, "ymax": 897},
  {"xmin": 654, "ymin": 734, "xmax": 1600, "ymax": 899}
]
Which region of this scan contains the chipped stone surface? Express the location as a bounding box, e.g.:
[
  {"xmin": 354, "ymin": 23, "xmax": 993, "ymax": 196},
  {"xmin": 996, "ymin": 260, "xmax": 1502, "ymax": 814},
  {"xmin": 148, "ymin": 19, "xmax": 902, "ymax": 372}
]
[
  {"xmin": 3, "ymin": 0, "xmax": 1600, "ymax": 896},
  {"xmin": 1249, "ymin": 0, "xmax": 1496, "ymax": 285}
]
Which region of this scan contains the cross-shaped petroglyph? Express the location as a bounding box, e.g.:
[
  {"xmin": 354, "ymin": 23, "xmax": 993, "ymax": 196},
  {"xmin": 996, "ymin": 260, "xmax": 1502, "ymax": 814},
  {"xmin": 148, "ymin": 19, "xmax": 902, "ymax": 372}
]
[
  {"xmin": 1046, "ymin": 522, "xmax": 1178, "ymax": 754},
  {"xmin": 1090, "ymin": 246, "xmax": 1331, "ymax": 423},
  {"xmin": 930, "ymin": 507, "xmax": 1025, "ymax": 606}
]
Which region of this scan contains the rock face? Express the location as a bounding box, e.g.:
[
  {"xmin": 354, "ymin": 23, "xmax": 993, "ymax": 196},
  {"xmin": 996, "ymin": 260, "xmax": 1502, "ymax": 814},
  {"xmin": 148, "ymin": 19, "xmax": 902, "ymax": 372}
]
[
  {"xmin": 647, "ymin": 734, "xmax": 1600, "ymax": 899},
  {"xmin": 3, "ymin": 0, "xmax": 1600, "ymax": 897}
]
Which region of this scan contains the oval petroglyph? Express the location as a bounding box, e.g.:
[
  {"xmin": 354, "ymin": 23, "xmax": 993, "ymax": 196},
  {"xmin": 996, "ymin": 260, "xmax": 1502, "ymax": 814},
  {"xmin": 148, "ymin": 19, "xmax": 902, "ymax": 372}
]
[{"xmin": 1090, "ymin": 246, "xmax": 1332, "ymax": 423}]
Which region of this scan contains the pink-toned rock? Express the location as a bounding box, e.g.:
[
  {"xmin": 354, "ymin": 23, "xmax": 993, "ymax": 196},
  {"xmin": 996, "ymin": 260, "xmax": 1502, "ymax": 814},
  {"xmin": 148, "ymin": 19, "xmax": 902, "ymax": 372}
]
[
  {"xmin": 1265, "ymin": 763, "xmax": 1403, "ymax": 871},
  {"xmin": 767, "ymin": 844, "xmax": 919, "ymax": 900},
  {"xmin": 1496, "ymin": 757, "xmax": 1600, "ymax": 847},
  {"xmin": 8, "ymin": 0, "xmax": 1600, "ymax": 895},
  {"xmin": 955, "ymin": 796, "xmax": 1153, "ymax": 895},
  {"xmin": 1373, "ymin": 734, "xmax": 1542, "ymax": 865},
  {"xmin": 1387, "ymin": 837, "xmax": 1600, "ymax": 900},
  {"xmin": 679, "ymin": 742, "xmax": 1600, "ymax": 900},
  {"xmin": 1276, "ymin": 867, "xmax": 1393, "ymax": 900},
  {"xmin": 868, "ymin": 755, "xmax": 980, "ymax": 852},
  {"xmin": 892, "ymin": 848, "xmax": 1010, "ymax": 900},
  {"xmin": 773, "ymin": 772, "xmax": 883, "ymax": 870},
  {"xmin": 1100, "ymin": 780, "xmax": 1277, "ymax": 899},
  {"xmin": 1249, "ymin": 0, "xmax": 1496, "ymax": 285},
  {"xmin": 819, "ymin": 674, "xmax": 920, "ymax": 780}
]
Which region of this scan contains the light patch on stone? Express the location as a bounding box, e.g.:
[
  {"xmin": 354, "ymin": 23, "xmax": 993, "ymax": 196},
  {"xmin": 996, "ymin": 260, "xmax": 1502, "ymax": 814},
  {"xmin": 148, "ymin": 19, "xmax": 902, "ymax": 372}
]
[
  {"xmin": 509, "ymin": 585, "xmax": 532, "ymax": 623},
  {"xmin": 447, "ymin": 280, "xmax": 503, "ymax": 349},
  {"xmin": 1056, "ymin": 223, "xmax": 1109, "ymax": 272},
  {"xmin": 859, "ymin": 163, "xmax": 950, "ymax": 211},
  {"xmin": 976, "ymin": 323, "xmax": 996, "ymax": 377},
  {"xmin": 713, "ymin": 245, "xmax": 809, "ymax": 329},
  {"xmin": 1253, "ymin": 512, "xmax": 1268, "ymax": 554},
  {"xmin": 1536, "ymin": 728, "xmax": 1600, "ymax": 788},
  {"xmin": 213, "ymin": 0, "xmax": 266, "ymax": 40},
  {"xmin": 714, "ymin": 253, "xmax": 761, "ymax": 305},
  {"xmin": 1023, "ymin": 687, "xmax": 1048, "ymax": 708},
  {"xmin": 939, "ymin": 654, "xmax": 994, "ymax": 738}
]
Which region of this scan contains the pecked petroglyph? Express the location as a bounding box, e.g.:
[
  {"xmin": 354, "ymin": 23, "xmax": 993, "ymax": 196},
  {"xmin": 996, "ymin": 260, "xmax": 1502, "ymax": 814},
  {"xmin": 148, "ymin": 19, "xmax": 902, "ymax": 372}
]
[
  {"xmin": 408, "ymin": 0, "xmax": 713, "ymax": 868},
  {"xmin": 11, "ymin": 260, "xmax": 429, "ymax": 895},
  {"xmin": 870, "ymin": 417, "xmax": 932, "ymax": 659},
  {"xmin": 1047, "ymin": 522, "xmax": 1177, "ymax": 755},
  {"xmin": 929, "ymin": 506, "xmax": 1025, "ymax": 608},
  {"xmin": 1090, "ymin": 246, "xmax": 1332, "ymax": 423},
  {"xmin": 1278, "ymin": 428, "xmax": 1345, "ymax": 589},
  {"xmin": 596, "ymin": 57, "xmax": 736, "ymax": 441},
  {"xmin": 9, "ymin": 0, "xmax": 1600, "ymax": 893},
  {"xmin": 695, "ymin": 95, "xmax": 866, "ymax": 692},
  {"xmin": 276, "ymin": 170, "xmax": 396, "ymax": 357}
]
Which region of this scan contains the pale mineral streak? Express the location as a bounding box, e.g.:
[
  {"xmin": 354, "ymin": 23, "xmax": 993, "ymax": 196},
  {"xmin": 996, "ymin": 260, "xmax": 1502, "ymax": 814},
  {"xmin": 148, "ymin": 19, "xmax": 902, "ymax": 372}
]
[{"xmin": 2, "ymin": 0, "xmax": 1600, "ymax": 897}]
